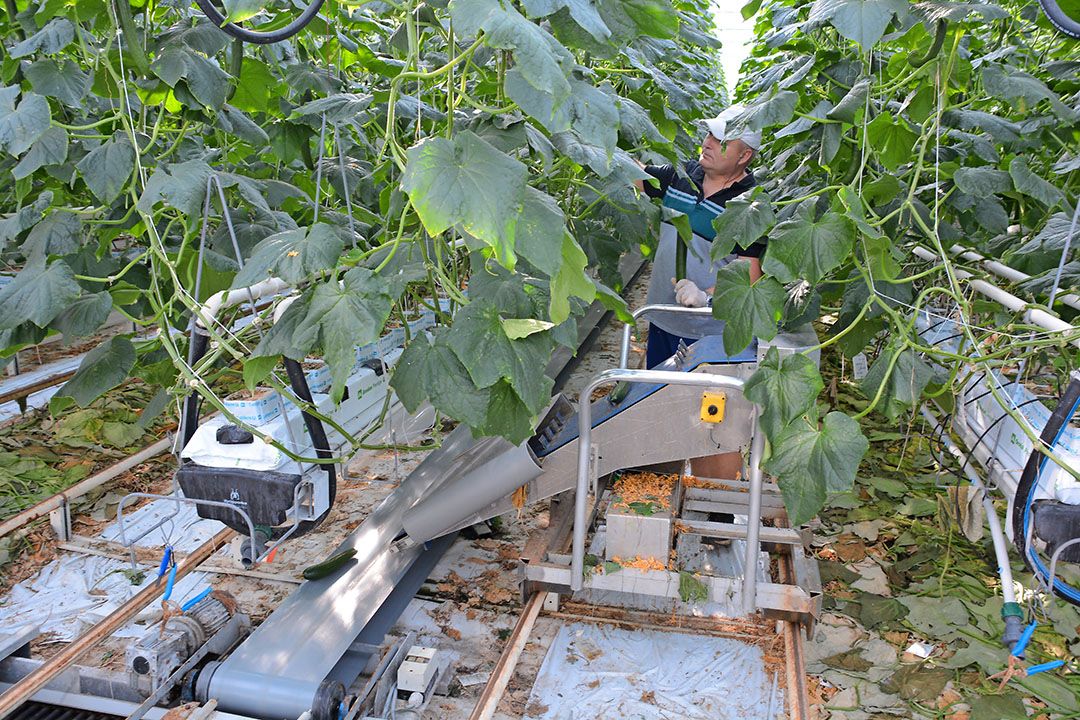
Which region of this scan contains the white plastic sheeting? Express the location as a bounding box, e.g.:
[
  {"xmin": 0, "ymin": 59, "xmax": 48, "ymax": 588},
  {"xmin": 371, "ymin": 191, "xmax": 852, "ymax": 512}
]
[
  {"xmin": 524, "ymin": 623, "xmax": 782, "ymax": 720},
  {"xmin": 0, "ymin": 500, "xmax": 223, "ymax": 643},
  {"xmin": 0, "ymin": 554, "xmax": 211, "ymax": 642}
]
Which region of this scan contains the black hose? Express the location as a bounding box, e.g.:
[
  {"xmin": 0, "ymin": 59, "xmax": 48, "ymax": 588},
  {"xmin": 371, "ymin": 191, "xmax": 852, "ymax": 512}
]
[
  {"xmin": 193, "ymin": 0, "xmax": 327, "ymax": 44},
  {"xmin": 1038, "ymin": 0, "xmax": 1080, "ymax": 38},
  {"xmin": 1011, "ymin": 373, "xmax": 1080, "ymax": 605},
  {"xmin": 181, "ymin": 331, "xmax": 211, "ymax": 449},
  {"xmin": 282, "ymin": 357, "xmax": 337, "ymax": 536}
]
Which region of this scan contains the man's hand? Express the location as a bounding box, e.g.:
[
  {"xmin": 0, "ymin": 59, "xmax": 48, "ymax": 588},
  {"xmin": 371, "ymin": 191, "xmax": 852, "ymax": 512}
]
[{"xmin": 673, "ymin": 278, "xmax": 709, "ymax": 308}]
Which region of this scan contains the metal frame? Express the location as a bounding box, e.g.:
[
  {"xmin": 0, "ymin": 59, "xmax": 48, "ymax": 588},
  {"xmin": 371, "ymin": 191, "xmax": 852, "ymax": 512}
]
[
  {"xmin": 571, "ymin": 367, "xmax": 768, "ymax": 614},
  {"xmin": 618, "ymin": 304, "xmax": 715, "ymax": 369}
]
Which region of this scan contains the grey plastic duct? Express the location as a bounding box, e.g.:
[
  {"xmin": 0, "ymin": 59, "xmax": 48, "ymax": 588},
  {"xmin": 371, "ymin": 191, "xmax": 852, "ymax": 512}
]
[{"xmin": 402, "ymin": 442, "xmax": 543, "ymax": 544}]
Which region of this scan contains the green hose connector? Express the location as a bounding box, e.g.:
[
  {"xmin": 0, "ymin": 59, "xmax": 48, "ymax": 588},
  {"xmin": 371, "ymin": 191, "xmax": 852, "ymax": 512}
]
[{"xmin": 1001, "ymin": 602, "xmax": 1024, "ymax": 618}]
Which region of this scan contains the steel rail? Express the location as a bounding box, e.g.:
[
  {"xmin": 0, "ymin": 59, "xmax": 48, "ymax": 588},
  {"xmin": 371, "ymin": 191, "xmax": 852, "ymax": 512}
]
[
  {"xmin": 0, "ymin": 527, "xmax": 234, "ymax": 720},
  {"xmin": 465, "ymin": 592, "xmax": 545, "ymax": 720}
]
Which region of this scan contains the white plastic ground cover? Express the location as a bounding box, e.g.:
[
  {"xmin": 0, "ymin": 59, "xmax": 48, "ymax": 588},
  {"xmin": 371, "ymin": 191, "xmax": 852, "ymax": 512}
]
[
  {"xmin": 0, "ymin": 501, "xmax": 225, "ymax": 643},
  {"xmin": 524, "ymin": 623, "xmax": 782, "ymax": 720},
  {"xmin": 0, "ymin": 554, "xmax": 213, "ymax": 643},
  {"xmin": 916, "ymin": 313, "xmax": 1080, "ymax": 504}
]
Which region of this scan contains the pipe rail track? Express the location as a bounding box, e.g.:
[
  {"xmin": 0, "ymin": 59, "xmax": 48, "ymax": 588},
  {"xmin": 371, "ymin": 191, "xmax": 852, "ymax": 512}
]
[{"xmin": 0, "ymin": 528, "xmax": 234, "ymax": 720}]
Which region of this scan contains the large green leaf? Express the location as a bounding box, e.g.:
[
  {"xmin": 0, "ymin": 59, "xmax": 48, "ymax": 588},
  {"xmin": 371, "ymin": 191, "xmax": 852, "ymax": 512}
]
[
  {"xmin": 1009, "ymin": 157, "xmax": 1065, "ymax": 209},
  {"xmin": 953, "ymin": 166, "xmax": 1011, "ymax": 196},
  {"xmin": 290, "ymin": 93, "xmax": 374, "ymax": 124},
  {"xmin": 0, "ymin": 91, "xmax": 51, "ymax": 156},
  {"xmin": 24, "ymin": 59, "xmax": 91, "ymax": 106},
  {"xmin": 76, "ymin": 132, "xmax": 135, "ymax": 205},
  {"xmin": 595, "ymin": 0, "xmax": 680, "ymax": 41},
  {"xmin": 13, "ymin": 125, "xmax": 68, "ymax": 180},
  {"xmin": 550, "ymin": 234, "xmax": 595, "ymax": 324},
  {"xmin": 866, "ymin": 112, "xmax": 918, "ymax": 171},
  {"xmin": 451, "ymin": 0, "xmax": 571, "ymax": 100},
  {"xmin": 445, "ymin": 299, "xmax": 555, "ymax": 413},
  {"xmin": 982, "ymin": 64, "xmax": 1072, "ymax": 117},
  {"xmin": 807, "ymin": 0, "xmax": 910, "ymax": 49},
  {"xmin": 861, "ymin": 345, "xmax": 934, "ymax": 420},
  {"xmin": 0, "ymin": 259, "xmax": 81, "ymax": 331},
  {"xmin": 0, "ymin": 192, "xmax": 52, "ymax": 250},
  {"xmin": 766, "ymin": 411, "xmax": 869, "ymax": 525},
  {"xmin": 522, "ymin": 0, "xmax": 610, "ymax": 41},
  {"xmin": 138, "ymin": 160, "xmax": 214, "ymax": 217},
  {"xmin": 476, "ymin": 379, "xmax": 537, "ymax": 444},
  {"xmin": 402, "ymin": 132, "xmax": 529, "ymax": 268},
  {"xmin": 232, "ymin": 223, "xmax": 345, "ymax": 288},
  {"xmin": 515, "ymin": 187, "xmax": 567, "ymax": 277},
  {"xmin": 827, "ymin": 77, "xmax": 871, "ymax": 124},
  {"xmin": 54, "ymin": 336, "xmax": 136, "ymax": 407},
  {"xmin": 222, "ymin": 0, "xmax": 265, "ymax": 22},
  {"xmin": 290, "ymin": 266, "xmax": 397, "ymax": 401},
  {"xmin": 391, "ymin": 331, "xmax": 491, "ymax": 429},
  {"xmin": 9, "ymin": 18, "xmax": 74, "ymax": 58},
  {"xmin": 732, "ymin": 85, "xmax": 798, "ymax": 131},
  {"xmin": 152, "ymin": 45, "xmax": 231, "ymax": 110},
  {"xmin": 710, "ymin": 187, "xmax": 776, "ymax": 259},
  {"xmin": 50, "ymin": 291, "xmax": 113, "ymax": 341},
  {"xmin": 762, "ymin": 206, "xmax": 854, "ymax": 284},
  {"xmin": 744, "ymin": 347, "xmax": 824, "ymax": 440},
  {"xmin": 711, "ymin": 260, "xmax": 785, "ymax": 355},
  {"xmin": 23, "ymin": 212, "xmax": 82, "ymax": 261}
]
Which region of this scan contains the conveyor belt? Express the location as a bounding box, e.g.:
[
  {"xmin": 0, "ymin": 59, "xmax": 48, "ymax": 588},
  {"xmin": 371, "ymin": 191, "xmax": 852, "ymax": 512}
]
[{"xmin": 11, "ymin": 702, "xmax": 118, "ymax": 720}]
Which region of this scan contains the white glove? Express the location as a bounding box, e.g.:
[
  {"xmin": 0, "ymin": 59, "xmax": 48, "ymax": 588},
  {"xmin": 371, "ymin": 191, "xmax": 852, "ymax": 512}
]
[{"xmin": 673, "ymin": 278, "xmax": 709, "ymax": 308}]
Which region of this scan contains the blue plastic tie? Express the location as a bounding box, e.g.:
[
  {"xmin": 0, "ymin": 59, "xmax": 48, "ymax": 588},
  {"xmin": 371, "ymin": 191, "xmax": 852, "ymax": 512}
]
[
  {"xmin": 1012, "ymin": 620, "xmax": 1038, "ymax": 657},
  {"xmin": 1027, "ymin": 660, "xmax": 1066, "ymax": 675},
  {"xmin": 180, "ymin": 587, "xmax": 213, "ymax": 613},
  {"xmin": 163, "ymin": 562, "xmax": 178, "ymax": 602},
  {"xmin": 157, "ymin": 546, "xmax": 173, "ymax": 579}
]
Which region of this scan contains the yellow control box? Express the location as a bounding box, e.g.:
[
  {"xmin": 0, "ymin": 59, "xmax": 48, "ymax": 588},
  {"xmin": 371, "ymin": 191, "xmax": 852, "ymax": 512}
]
[{"xmin": 700, "ymin": 392, "xmax": 726, "ymax": 423}]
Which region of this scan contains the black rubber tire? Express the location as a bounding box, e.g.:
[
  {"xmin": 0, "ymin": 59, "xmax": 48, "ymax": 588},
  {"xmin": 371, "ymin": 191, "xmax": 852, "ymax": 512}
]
[{"xmin": 1039, "ymin": 0, "xmax": 1080, "ymax": 38}]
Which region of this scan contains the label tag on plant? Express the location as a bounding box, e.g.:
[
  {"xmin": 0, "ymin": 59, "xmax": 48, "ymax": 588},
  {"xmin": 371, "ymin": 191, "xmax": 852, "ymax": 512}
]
[{"xmin": 852, "ymin": 353, "xmax": 868, "ymax": 380}]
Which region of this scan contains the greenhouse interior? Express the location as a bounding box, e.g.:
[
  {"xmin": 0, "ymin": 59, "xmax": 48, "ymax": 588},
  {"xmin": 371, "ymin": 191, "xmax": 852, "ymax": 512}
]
[{"xmin": 0, "ymin": 0, "xmax": 1078, "ymax": 717}]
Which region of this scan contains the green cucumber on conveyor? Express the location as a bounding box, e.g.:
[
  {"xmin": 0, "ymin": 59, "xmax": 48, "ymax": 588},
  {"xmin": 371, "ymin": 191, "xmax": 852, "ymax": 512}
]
[{"xmin": 303, "ymin": 548, "xmax": 357, "ymax": 580}]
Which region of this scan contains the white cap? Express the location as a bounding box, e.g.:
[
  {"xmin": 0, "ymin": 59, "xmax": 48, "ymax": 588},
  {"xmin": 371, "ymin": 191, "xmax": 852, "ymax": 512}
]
[{"xmin": 701, "ymin": 104, "xmax": 762, "ymax": 151}]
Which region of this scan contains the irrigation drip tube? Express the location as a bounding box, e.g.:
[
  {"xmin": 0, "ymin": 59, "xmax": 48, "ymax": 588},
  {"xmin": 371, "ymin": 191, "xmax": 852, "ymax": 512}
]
[
  {"xmin": 1013, "ymin": 371, "xmax": 1080, "ymax": 606},
  {"xmin": 193, "ymin": 0, "xmax": 326, "ymax": 44}
]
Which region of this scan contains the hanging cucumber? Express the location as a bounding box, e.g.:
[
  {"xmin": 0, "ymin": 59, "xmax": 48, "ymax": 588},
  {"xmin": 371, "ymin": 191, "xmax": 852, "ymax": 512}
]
[
  {"xmin": 115, "ymin": 1, "xmax": 150, "ymax": 76},
  {"xmin": 908, "ymin": 20, "xmax": 947, "ymax": 68},
  {"xmin": 674, "ymin": 238, "xmax": 688, "ymax": 281},
  {"xmin": 302, "ymin": 548, "xmax": 357, "ymax": 580}
]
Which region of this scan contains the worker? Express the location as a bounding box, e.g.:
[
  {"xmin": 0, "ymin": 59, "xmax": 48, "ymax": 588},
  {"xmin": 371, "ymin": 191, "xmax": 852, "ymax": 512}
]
[{"xmin": 635, "ymin": 104, "xmax": 764, "ymax": 369}]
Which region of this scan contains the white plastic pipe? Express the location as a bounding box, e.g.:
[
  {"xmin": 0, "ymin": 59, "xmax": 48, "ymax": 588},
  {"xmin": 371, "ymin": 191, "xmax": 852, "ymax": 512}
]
[
  {"xmin": 197, "ymin": 277, "xmax": 291, "ymax": 328},
  {"xmin": 948, "ymin": 244, "xmax": 1080, "ymax": 313},
  {"xmin": 912, "ymin": 246, "xmax": 1080, "ymax": 348},
  {"xmin": 921, "ymin": 406, "xmax": 1017, "ymax": 606}
]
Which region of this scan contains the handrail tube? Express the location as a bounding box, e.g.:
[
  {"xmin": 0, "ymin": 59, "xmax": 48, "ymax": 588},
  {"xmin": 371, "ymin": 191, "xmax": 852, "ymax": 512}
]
[
  {"xmin": 912, "ymin": 247, "xmax": 1080, "ymax": 348},
  {"xmin": 572, "ymin": 368, "xmax": 765, "ymax": 614},
  {"xmin": 618, "ymin": 304, "xmax": 715, "ymax": 369},
  {"xmin": 197, "ymin": 277, "xmax": 291, "ymax": 329}
]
